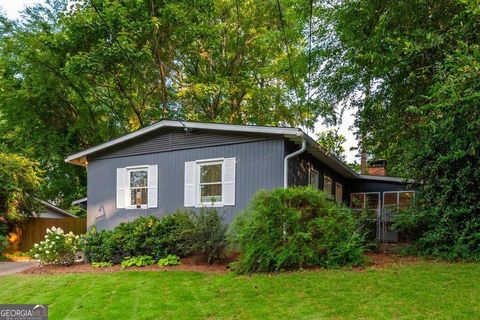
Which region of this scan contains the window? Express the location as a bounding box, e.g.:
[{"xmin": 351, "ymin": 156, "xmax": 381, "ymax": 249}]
[
  {"xmin": 323, "ymin": 175, "xmax": 332, "ymax": 197},
  {"xmin": 116, "ymin": 165, "xmax": 157, "ymax": 210},
  {"xmin": 335, "ymin": 183, "xmax": 343, "ymax": 202},
  {"xmin": 198, "ymin": 161, "xmax": 223, "ymax": 204},
  {"xmin": 383, "ymin": 191, "xmax": 415, "ymax": 212},
  {"xmin": 309, "ymin": 168, "xmax": 319, "ymax": 189},
  {"xmin": 350, "ymin": 192, "xmax": 380, "ymax": 212},
  {"xmin": 127, "ymin": 167, "xmax": 148, "ymax": 208}
]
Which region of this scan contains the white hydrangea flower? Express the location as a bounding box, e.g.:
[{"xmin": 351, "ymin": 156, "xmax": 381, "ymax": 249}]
[
  {"xmin": 45, "ymin": 238, "xmax": 49, "ymax": 243},
  {"xmin": 55, "ymin": 236, "xmax": 60, "ymax": 240},
  {"xmin": 51, "ymin": 226, "xmax": 57, "ymax": 232},
  {"xmin": 68, "ymin": 231, "xmax": 74, "ymax": 236},
  {"xmin": 34, "ymin": 243, "xmax": 39, "ymax": 247},
  {"xmin": 45, "ymin": 250, "xmax": 50, "ymax": 254},
  {"xmin": 56, "ymin": 228, "xmax": 63, "ymax": 235},
  {"xmin": 34, "ymin": 254, "xmax": 40, "ymax": 258},
  {"xmin": 46, "ymin": 228, "xmax": 51, "ymax": 234}
]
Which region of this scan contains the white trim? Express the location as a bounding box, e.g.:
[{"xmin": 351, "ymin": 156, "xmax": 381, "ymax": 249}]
[
  {"xmin": 125, "ymin": 166, "xmax": 149, "ymax": 210},
  {"xmin": 195, "ymin": 158, "xmax": 225, "ymax": 207}
]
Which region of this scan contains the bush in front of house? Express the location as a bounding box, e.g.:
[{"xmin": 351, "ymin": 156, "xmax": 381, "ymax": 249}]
[
  {"xmin": 29, "ymin": 227, "xmax": 80, "ymax": 265},
  {"xmin": 81, "ymin": 209, "xmax": 227, "ymax": 265},
  {"xmin": 190, "ymin": 208, "xmax": 228, "ymax": 264},
  {"xmin": 229, "ymin": 187, "xmax": 365, "ymax": 273}
]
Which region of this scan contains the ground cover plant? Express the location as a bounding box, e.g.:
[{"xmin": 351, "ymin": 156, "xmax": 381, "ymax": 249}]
[
  {"xmin": 1, "ymin": 263, "xmax": 479, "ymax": 319},
  {"xmin": 230, "ymin": 187, "xmax": 365, "ymax": 273}
]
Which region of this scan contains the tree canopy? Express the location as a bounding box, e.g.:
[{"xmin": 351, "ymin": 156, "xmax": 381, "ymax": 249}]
[{"xmin": 0, "ymin": 0, "xmax": 329, "ymax": 206}]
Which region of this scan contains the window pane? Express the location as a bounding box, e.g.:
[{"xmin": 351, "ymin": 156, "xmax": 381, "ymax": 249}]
[
  {"xmin": 200, "ymin": 183, "xmax": 222, "ymax": 203},
  {"xmin": 200, "ymin": 164, "xmax": 222, "ymax": 183},
  {"xmin": 366, "ymin": 194, "xmax": 379, "ymax": 209},
  {"xmin": 130, "ymin": 188, "xmax": 148, "ymax": 206},
  {"xmin": 384, "ymin": 193, "xmax": 398, "ymax": 207},
  {"xmin": 399, "ymin": 191, "xmax": 414, "ymax": 209},
  {"xmin": 130, "ymin": 170, "xmax": 148, "ymax": 188},
  {"xmin": 335, "ymin": 184, "xmax": 343, "ymax": 202},
  {"xmin": 351, "ymin": 194, "xmax": 365, "ymax": 209},
  {"xmin": 309, "ymin": 170, "xmax": 319, "ymax": 188},
  {"xmin": 323, "ymin": 176, "xmax": 332, "ymax": 195}
]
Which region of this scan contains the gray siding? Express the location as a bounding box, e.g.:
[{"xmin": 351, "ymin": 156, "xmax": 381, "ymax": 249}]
[
  {"xmin": 89, "ymin": 129, "xmax": 276, "ymax": 160},
  {"xmin": 87, "ymin": 138, "xmax": 284, "ymax": 230}
]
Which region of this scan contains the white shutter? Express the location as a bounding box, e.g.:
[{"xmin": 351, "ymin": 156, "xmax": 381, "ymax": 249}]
[
  {"xmin": 148, "ymin": 165, "xmax": 158, "ymax": 208},
  {"xmin": 184, "ymin": 161, "xmax": 196, "ymax": 207},
  {"xmin": 116, "ymin": 168, "xmax": 126, "ymax": 209},
  {"xmin": 223, "ymin": 158, "xmax": 236, "ymax": 206}
]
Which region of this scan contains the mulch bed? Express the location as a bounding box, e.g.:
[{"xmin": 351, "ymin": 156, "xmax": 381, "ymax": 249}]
[
  {"xmin": 20, "ymin": 253, "xmax": 422, "ymax": 275},
  {"xmin": 21, "ymin": 256, "xmax": 230, "ymax": 275}
]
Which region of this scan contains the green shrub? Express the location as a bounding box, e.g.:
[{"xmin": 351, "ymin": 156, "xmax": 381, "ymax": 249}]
[
  {"xmin": 230, "ymin": 187, "xmax": 365, "ymax": 273},
  {"xmin": 158, "ymin": 254, "xmax": 181, "ymax": 266},
  {"xmin": 152, "ymin": 210, "xmax": 195, "ymax": 259},
  {"xmin": 121, "ymin": 255, "xmax": 154, "ymax": 268},
  {"xmin": 92, "ymin": 261, "xmax": 113, "ymax": 268},
  {"xmin": 191, "ymin": 208, "xmax": 227, "ymax": 264},
  {"xmin": 81, "ymin": 213, "xmax": 196, "ymax": 263},
  {"xmin": 112, "ymin": 216, "xmax": 160, "ymax": 258},
  {"xmin": 29, "ymin": 227, "xmax": 80, "ymax": 265},
  {"xmin": 81, "ymin": 228, "xmax": 118, "ymax": 263}
]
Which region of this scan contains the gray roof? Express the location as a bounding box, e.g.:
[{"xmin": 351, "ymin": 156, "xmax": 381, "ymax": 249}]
[
  {"xmin": 65, "ymin": 120, "xmax": 408, "ymax": 182},
  {"xmin": 35, "ymin": 199, "xmax": 79, "ymax": 218}
]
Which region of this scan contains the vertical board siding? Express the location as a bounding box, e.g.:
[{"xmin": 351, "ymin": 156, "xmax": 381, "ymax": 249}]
[
  {"xmin": 88, "ymin": 139, "xmax": 285, "ymax": 230},
  {"xmin": 18, "ymin": 218, "xmax": 87, "ymax": 252}
]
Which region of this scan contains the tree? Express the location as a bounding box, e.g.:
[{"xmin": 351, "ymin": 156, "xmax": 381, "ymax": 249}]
[
  {"xmin": 0, "ymin": 153, "xmax": 43, "ymax": 237},
  {"xmin": 316, "ymin": 129, "xmax": 346, "ymax": 161},
  {"xmin": 314, "ymin": 0, "xmax": 480, "ymax": 259},
  {"xmin": 0, "ymin": 0, "xmax": 328, "ymax": 206}
]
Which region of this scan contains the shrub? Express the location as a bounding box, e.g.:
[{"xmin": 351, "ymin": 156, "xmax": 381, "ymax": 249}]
[
  {"xmin": 29, "ymin": 227, "xmax": 80, "ymax": 265},
  {"xmin": 81, "ymin": 228, "xmax": 118, "ymax": 263},
  {"xmin": 230, "ymin": 187, "xmax": 365, "ymax": 273},
  {"xmin": 121, "ymin": 255, "xmax": 154, "ymax": 268},
  {"xmin": 190, "ymin": 208, "xmax": 227, "ymax": 264},
  {"xmin": 92, "ymin": 261, "xmax": 113, "ymax": 268},
  {"xmin": 158, "ymin": 254, "xmax": 181, "ymax": 266},
  {"xmin": 152, "ymin": 210, "xmax": 195, "ymax": 259},
  {"xmin": 81, "ymin": 213, "xmax": 196, "ymax": 263}
]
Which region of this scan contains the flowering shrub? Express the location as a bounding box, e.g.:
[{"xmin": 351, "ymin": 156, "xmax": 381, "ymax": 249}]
[{"xmin": 29, "ymin": 227, "xmax": 80, "ymax": 265}]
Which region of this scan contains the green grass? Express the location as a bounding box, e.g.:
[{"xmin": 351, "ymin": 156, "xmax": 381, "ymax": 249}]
[{"xmin": 1, "ymin": 263, "xmax": 479, "ymax": 319}]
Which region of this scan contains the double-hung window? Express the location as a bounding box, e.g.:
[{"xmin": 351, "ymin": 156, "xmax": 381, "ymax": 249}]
[
  {"xmin": 184, "ymin": 157, "xmax": 236, "ymax": 207},
  {"xmin": 198, "ymin": 161, "xmax": 223, "ymax": 204},
  {"xmin": 116, "ymin": 165, "xmax": 158, "ymax": 210},
  {"xmin": 127, "ymin": 167, "xmax": 148, "ymax": 208}
]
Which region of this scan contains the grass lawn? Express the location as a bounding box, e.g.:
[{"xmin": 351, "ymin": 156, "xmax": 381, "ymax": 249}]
[{"xmin": 1, "ymin": 263, "xmax": 479, "ymax": 319}]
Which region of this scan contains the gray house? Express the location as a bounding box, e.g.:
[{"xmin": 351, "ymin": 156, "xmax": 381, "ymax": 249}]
[{"xmin": 66, "ymin": 120, "xmax": 414, "ymax": 241}]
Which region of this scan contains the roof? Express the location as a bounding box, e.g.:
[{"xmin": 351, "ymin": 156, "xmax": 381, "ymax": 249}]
[
  {"xmin": 72, "ymin": 197, "xmax": 87, "ymax": 205},
  {"xmin": 65, "ymin": 120, "xmax": 408, "ymax": 181},
  {"xmin": 35, "ymin": 199, "xmax": 79, "ymax": 218}
]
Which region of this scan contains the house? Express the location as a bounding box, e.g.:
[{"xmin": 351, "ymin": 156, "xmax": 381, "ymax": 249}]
[
  {"xmin": 65, "ymin": 120, "xmax": 415, "ymax": 242},
  {"xmin": 34, "ymin": 199, "xmax": 79, "ymax": 219}
]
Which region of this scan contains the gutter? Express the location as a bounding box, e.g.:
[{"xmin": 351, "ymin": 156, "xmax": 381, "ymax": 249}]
[{"xmin": 283, "ymin": 137, "xmax": 307, "ymax": 188}]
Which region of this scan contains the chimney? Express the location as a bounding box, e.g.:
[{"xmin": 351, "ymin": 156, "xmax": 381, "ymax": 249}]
[
  {"xmin": 368, "ymin": 159, "xmax": 387, "ymax": 176},
  {"xmin": 360, "ymin": 151, "xmax": 367, "ymax": 175}
]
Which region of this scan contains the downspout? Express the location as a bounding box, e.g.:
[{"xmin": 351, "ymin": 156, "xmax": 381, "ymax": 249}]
[{"xmin": 283, "ymin": 137, "xmax": 307, "ymax": 188}]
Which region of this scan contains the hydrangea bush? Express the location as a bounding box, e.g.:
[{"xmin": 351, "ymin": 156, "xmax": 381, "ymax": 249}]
[{"xmin": 29, "ymin": 227, "xmax": 80, "ymax": 265}]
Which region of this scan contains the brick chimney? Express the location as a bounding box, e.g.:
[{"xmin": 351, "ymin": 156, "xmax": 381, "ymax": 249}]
[
  {"xmin": 360, "ymin": 151, "xmax": 367, "ymax": 175},
  {"xmin": 368, "ymin": 159, "xmax": 387, "ymax": 176}
]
